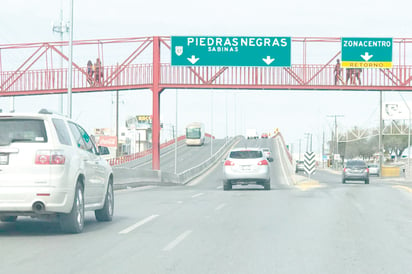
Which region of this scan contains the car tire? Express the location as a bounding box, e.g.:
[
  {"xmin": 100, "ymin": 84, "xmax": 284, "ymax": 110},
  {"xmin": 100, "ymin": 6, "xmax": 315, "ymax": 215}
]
[
  {"xmin": 223, "ymin": 180, "xmax": 232, "ymax": 191},
  {"xmin": 263, "ymin": 180, "xmax": 271, "ymax": 190},
  {"xmin": 60, "ymin": 182, "xmax": 84, "ymax": 234},
  {"xmin": 365, "ymin": 179, "xmax": 369, "ymax": 184},
  {"xmin": 0, "ymin": 216, "xmax": 17, "ymax": 222},
  {"xmin": 95, "ymin": 180, "xmax": 114, "ymax": 222}
]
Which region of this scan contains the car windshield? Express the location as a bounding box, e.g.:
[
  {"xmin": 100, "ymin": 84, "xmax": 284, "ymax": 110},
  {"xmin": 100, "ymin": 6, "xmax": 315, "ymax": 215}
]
[
  {"xmin": 0, "ymin": 119, "xmax": 47, "ymax": 145},
  {"xmin": 230, "ymin": 150, "xmax": 262, "ymax": 159}
]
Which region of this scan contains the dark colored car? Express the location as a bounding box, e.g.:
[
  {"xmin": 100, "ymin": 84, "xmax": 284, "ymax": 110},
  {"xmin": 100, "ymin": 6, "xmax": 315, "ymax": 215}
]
[
  {"xmin": 342, "ymin": 160, "xmax": 369, "ymax": 184},
  {"xmin": 295, "ymin": 160, "xmax": 305, "ymax": 173}
]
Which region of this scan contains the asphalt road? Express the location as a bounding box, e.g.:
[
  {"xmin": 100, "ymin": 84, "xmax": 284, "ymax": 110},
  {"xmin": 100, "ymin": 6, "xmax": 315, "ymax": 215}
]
[
  {"xmin": 114, "ymin": 137, "xmax": 227, "ymax": 174},
  {"xmin": 2, "ymin": 138, "xmax": 412, "ymax": 273}
]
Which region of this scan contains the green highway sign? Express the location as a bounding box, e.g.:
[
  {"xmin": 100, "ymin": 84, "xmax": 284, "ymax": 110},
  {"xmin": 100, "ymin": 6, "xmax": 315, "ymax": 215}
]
[
  {"xmin": 341, "ymin": 37, "xmax": 393, "ymax": 68},
  {"xmin": 171, "ymin": 36, "xmax": 291, "ymax": 67}
]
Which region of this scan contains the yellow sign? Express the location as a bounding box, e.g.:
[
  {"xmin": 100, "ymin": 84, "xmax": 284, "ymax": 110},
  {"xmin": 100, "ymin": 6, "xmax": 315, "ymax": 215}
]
[{"xmin": 341, "ymin": 61, "xmax": 392, "ymax": 68}]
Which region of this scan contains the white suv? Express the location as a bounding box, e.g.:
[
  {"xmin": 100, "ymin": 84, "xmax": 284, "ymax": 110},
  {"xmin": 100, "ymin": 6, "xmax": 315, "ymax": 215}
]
[
  {"xmin": 0, "ymin": 110, "xmax": 114, "ymax": 233},
  {"xmin": 222, "ymin": 148, "xmax": 271, "ymax": 190}
]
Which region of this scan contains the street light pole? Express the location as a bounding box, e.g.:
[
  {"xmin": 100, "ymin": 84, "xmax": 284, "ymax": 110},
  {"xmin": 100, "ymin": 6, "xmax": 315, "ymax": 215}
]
[
  {"xmin": 399, "ymin": 92, "xmax": 411, "ymax": 177},
  {"xmin": 53, "ymin": 3, "xmax": 69, "ymax": 114},
  {"xmin": 175, "ymin": 89, "xmax": 178, "ymax": 174},
  {"xmin": 327, "ymin": 114, "xmax": 344, "ymax": 169},
  {"xmin": 67, "ymin": 0, "xmax": 74, "ymax": 118},
  {"xmin": 210, "ymin": 90, "xmax": 214, "ymax": 157}
]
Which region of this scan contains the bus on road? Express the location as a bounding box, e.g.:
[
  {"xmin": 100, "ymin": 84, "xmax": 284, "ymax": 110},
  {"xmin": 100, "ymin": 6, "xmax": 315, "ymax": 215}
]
[{"xmin": 186, "ymin": 122, "xmax": 205, "ymax": 146}]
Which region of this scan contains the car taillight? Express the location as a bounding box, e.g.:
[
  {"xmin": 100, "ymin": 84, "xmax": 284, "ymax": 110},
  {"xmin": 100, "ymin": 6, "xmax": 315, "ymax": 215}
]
[
  {"xmin": 343, "ymin": 168, "xmax": 347, "ymax": 172},
  {"xmin": 224, "ymin": 160, "xmax": 235, "ymax": 166},
  {"xmin": 258, "ymin": 159, "xmax": 269, "ymax": 166},
  {"xmin": 35, "ymin": 150, "xmax": 66, "ymax": 165},
  {"xmin": 366, "ymin": 168, "xmax": 369, "ymax": 173}
]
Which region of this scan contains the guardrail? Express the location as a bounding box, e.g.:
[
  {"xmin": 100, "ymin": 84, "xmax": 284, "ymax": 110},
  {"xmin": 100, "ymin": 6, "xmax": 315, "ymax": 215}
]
[
  {"xmin": 113, "ymin": 136, "xmax": 240, "ymax": 188},
  {"xmin": 176, "ymin": 136, "xmax": 241, "ymax": 184}
]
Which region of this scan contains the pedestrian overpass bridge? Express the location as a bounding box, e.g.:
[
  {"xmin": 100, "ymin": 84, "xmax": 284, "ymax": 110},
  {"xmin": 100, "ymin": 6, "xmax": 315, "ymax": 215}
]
[{"xmin": 1, "ymin": 36, "xmax": 412, "ymax": 169}]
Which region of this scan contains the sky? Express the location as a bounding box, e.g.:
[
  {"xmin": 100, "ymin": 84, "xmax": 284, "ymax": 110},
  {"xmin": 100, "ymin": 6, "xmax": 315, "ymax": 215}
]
[{"xmin": 1, "ymin": 0, "xmax": 412, "ymax": 154}]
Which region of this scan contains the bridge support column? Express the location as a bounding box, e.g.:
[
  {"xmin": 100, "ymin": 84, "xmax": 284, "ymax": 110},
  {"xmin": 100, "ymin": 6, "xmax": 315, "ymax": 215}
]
[{"xmin": 151, "ymin": 36, "xmax": 164, "ymax": 170}]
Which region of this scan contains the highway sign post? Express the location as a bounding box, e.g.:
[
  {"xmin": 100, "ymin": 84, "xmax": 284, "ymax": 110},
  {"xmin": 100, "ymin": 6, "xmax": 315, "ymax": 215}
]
[
  {"xmin": 171, "ymin": 36, "xmax": 291, "ymax": 67},
  {"xmin": 341, "ymin": 37, "xmax": 393, "ymax": 68}
]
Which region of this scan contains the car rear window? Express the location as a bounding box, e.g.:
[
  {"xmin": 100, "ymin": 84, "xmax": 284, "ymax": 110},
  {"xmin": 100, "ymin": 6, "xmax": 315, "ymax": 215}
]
[
  {"xmin": 0, "ymin": 118, "xmax": 47, "ymax": 145},
  {"xmin": 230, "ymin": 150, "xmax": 263, "ymax": 159},
  {"xmin": 346, "ymin": 160, "xmax": 366, "ymax": 167}
]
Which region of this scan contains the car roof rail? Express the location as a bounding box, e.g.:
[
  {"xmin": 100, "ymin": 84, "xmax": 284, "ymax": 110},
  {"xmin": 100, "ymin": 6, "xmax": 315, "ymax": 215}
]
[{"xmin": 38, "ymin": 109, "xmax": 64, "ymax": 116}]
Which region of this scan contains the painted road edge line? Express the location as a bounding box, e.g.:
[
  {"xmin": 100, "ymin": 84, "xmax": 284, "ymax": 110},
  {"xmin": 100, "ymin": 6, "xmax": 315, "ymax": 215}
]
[
  {"xmin": 119, "ymin": 214, "xmax": 159, "ymax": 235},
  {"xmin": 215, "ymin": 203, "xmax": 226, "ymax": 211},
  {"xmin": 163, "ymin": 230, "xmax": 193, "ymax": 251},
  {"xmin": 393, "ymin": 185, "xmax": 412, "ymax": 193},
  {"xmin": 116, "ymin": 185, "xmax": 158, "ymax": 194},
  {"xmin": 192, "ymin": 193, "xmax": 204, "ymax": 198}
]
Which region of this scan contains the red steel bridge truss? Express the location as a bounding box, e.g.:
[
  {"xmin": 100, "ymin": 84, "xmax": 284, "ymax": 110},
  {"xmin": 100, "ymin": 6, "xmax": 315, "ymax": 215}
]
[{"xmin": 1, "ymin": 36, "xmax": 412, "ymax": 169}]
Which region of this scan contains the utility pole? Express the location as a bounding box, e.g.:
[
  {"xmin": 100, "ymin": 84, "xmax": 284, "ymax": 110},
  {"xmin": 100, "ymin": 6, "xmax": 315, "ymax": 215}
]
[
  {"xmin": 67, "ymin": 0, "xmax": 74, "ymax": 118},
  {"xmin": 322, "ymin": 131, "xmax": 325, "ymax": 168},
  {"xmin": 52, "ymin": 2, "xmax": 69, "ymax": 114},
  {"xmin": 327, "ymin": 114, "xmax": 344, "ymax": 169}
]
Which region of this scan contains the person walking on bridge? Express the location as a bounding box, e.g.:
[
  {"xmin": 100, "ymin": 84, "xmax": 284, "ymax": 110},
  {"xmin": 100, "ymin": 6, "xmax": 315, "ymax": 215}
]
[
  {"xmin": 334, "ymin": 59, "xmax": 343, "ymax": 85},
  {"xmin": 87, "ymin": 60, "xmax": 94, "ymax": 86},
  {"xmin": 94, "ymin": 58, "xmax": 103, "ymax": 84}
]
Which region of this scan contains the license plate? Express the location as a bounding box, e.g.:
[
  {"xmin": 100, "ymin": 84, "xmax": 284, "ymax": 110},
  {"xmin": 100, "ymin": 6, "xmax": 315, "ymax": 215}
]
[
  {"xmin": 0, "ymin": 154, "xmax": 9, "ymax": 165},
  {"xmin": 241, "ymin": 165, "xmax": 251, "ymax": 171}
]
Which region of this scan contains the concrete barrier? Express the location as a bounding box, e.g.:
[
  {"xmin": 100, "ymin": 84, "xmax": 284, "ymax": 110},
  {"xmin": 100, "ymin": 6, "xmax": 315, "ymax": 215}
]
[
  {"xmin": 381, "ymin": 166, "xmax": 400, "ymax": 177},
  {"xmin": 113, "ymin": 136, "xmax": 241, "ymax": 188}
]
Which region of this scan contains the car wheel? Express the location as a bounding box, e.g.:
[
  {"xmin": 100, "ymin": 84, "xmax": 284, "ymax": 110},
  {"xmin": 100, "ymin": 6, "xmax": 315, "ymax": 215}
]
[
  {"xmin": 60, "ymin": 182, "xmax": 84, "ymax": 234},
  {"xmin": 263, "ymin": 180, "xmax": 271, "ymax": 190},
  {"xmin": 365, "ymin": 179, "xmax": 369, "ymax": 184},
  {"xmin": 223, "ymin": 180, "xmax": 232, "ymax": 191},
  {"xmin": 95, "ymin": 180, "xmax": 114, "ymax": 222},
  {"xmin": 0, "ymin": 216, "xmax": 17, "ymax": 222}
]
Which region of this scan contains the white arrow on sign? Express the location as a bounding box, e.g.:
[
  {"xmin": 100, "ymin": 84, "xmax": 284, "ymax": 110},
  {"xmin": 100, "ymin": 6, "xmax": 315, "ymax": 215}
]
[
  {"xmin": 262, "ymin": 56, "xmax": 275, "ymax": 65},
  {"xmin": 187, "ymin": 55, "xmax": 199, "ymax": 65},
  {"xmin": 361, "ymin": 52, "xmax": 373, "ymax": 62}
]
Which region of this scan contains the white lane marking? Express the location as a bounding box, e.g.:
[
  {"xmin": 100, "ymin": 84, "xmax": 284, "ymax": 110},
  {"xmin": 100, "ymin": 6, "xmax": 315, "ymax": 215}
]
[
  {"xmin": 177, "ymin": 201, "xmax": 184, "ymax": 204},
  {"xmin": 215, "ymin": 203, "xmax": 226, "ymax": 211},
  {"xmin": 217, "ymin": 186, "xmax": 223, "ymax": 190},
  {"xmin": 163, "ymin": 230, "xmax": 193, "ymax": 251},
  {"xmin": 119, "ymin": 214, "xmax": 159, "ymax": 235},
  {"xmin": 275, "ymin": 139, "xmax": 290, "ymax": 186},
  {"xmin": 116, "ymin": 185, "xmax": 158, "ymax": 194},
  {"xmin": 192, "ymin": 193, "xmax": 204, "ymax": 198}
]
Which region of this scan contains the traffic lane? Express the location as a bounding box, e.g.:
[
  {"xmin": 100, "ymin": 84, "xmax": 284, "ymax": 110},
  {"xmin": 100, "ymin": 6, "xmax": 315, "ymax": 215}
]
[
  {"xmin": 3, "ymin": 175, "xmax": 412, "ymax": 273},
  {"xmin": 0, "ymin": 185, "xmax": 210, "ymax": 273},
  {"xmin": 142, "ymin": 176, "xmax": 412, "ymax": 273},
  {"xmin": 310, "ymin": 168, "xmax": 388, "ymax": 187},
  {"xmin": 162, "ymin": 138, "xmax": 226, "ymax": 173},
  {"xmin": 135, "ymin": 138, "xmax": 226, "ymax": 173},
  {"xmin": 109, "ymin": 176, "xmax": 412, "ymax": 273},
  {"xmin": 190, "ymin": 137, "xmax": 291, "ymax": 191}
]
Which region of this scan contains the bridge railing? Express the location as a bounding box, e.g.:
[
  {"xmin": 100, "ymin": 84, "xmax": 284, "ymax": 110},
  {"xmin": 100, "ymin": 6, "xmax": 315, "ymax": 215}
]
[
  {"xmin": 162, "ymin": 64, "xmax": 412, "ymax": 88},
  {"xmin": 2, "ymin": 63, "xmax": 412, "ymax": 95},
  {"xmin": 0, "ymin": 63, "xmax": 153, "ymax": 94}
]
